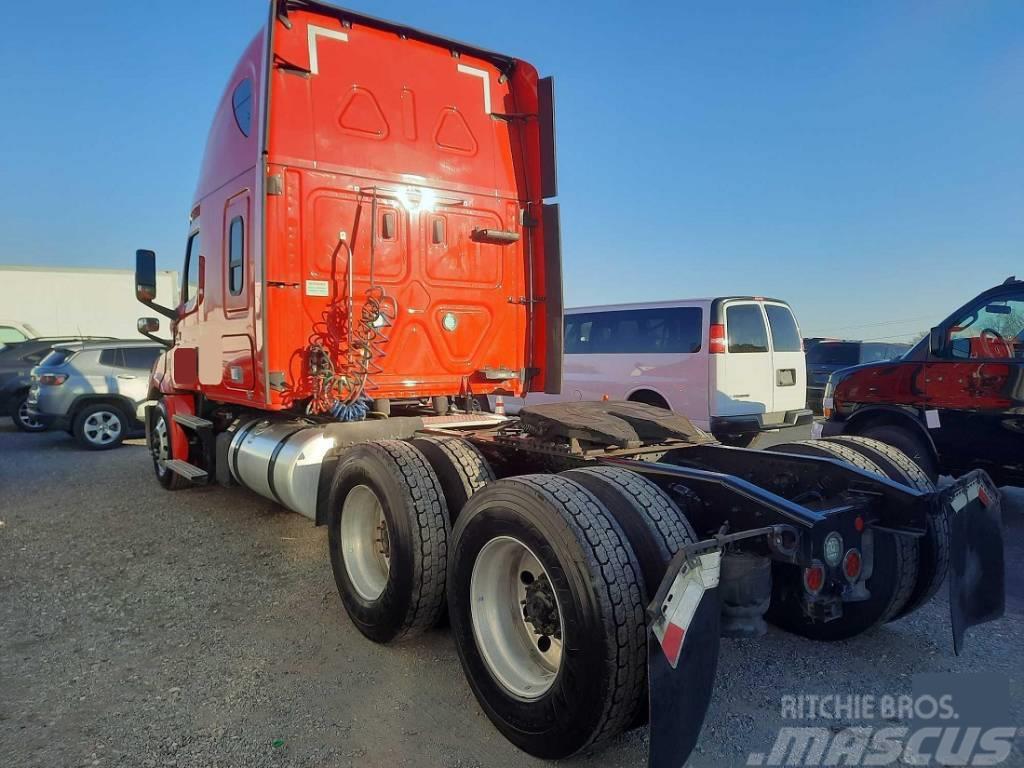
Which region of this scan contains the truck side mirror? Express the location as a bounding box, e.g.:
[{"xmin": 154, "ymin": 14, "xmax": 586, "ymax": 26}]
[
  {"xmin": 135, "ymin": 249, "xmax": 177, "ymax": 320},
  {"xmin": 928, "ymin": 327, "xmax": 945, "ymax": 357},
  {"xmin": 138, "ymin": 317, "xmax": 160, "ymax": 334},
  {"xmin": 137, "ymin": 316, "xmax": 171, "ymax": 348},
  {"xmin": 136, "ymin": 249, "xmax": 158, "ymax": 301}
]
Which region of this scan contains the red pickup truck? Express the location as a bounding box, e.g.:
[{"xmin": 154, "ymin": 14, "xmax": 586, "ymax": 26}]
[{"xmin": 820, "ymin": 277, "xmax": 1024, "ymax": 486}]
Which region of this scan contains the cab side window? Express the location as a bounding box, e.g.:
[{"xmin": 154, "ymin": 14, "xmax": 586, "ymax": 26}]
[
  {"xmin": 183, "ymin": 232, "xmax": 201, "ymax": 306},
  {"xmin": 949, "ymin": 293, "xmax": 1024, "ymax": 360}
]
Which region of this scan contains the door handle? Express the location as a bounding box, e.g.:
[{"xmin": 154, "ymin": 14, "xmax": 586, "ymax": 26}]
[{"xmin": 117, "ymin": 374, "xmax": 137, "ymax": 380}]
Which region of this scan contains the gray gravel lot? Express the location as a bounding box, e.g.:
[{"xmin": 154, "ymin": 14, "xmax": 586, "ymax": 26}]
[{"xmin": 2, "ymin": 421, "xmax": 1021, "ymax": 767}]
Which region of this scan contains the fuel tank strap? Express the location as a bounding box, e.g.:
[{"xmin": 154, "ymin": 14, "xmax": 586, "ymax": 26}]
[
  {"xmin": 267, "ymin": 427, "xmax": 307, "ymax": 506},
  {"xmin": 230, "ymin": 419, "xmax": 260, "ymax": 484}
]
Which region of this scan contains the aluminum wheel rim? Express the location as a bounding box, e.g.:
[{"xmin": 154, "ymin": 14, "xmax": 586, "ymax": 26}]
[
  {"xmin": 151, "ymin": 415, "xmax": 170, "ymax": 476},
  {"xmin": 470, "ymin": 536, "xmax": 563, "ymax": 700},
  {"xmin": 17, "ymin": 400, "xmax": 42, "ymax": 429},
  {"xmin": 341, "ymin": 484, "xmax": 391, "ymax": 601},
  {"xmin": 83, "ymin": 410, "xmax": 122, "ymax": 445}
]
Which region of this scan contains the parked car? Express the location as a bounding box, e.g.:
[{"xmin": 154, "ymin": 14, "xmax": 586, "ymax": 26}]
[
  {"xmin": 806, "ymin": 340, "xmax": 911, "ymax": 411},
  {"xmin": 0, "ymin": 337, "xmax": 116, "ymax": 431},
  {"xmin": 818, "ymin": 277, "xmax": 1024, "ymax": 485},
  {"xmin": 497, "ymin": 297, "xmax": 812, "ymax": 446},
  {"xmin": 0, "ymin": 320, "xmax": 40, "ymax": 348},
  {"xmin": 27, "ymin": 339, "xmax": 164, "ymax": 450}
]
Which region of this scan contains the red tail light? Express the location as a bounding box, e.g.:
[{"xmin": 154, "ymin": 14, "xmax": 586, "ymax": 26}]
[
  {"xmin": 39, "ymin": 373, "xmax": 68, "ymax": 386},
  {"xmin": 803, "ymin": 562, "xmax": 825, "ymax": 594},
  {"xmin": 843, "ymin": 549, "xmax": 862, "ymax": 582},
  {"xmin": 709, "ymin": 324, "xmax": 726, "ymax": 354}
]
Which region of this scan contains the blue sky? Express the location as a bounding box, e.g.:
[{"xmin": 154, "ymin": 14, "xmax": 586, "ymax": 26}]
[{"xmin": 1, "ymin": 1, "xmax": 1021, "ymax": 341}]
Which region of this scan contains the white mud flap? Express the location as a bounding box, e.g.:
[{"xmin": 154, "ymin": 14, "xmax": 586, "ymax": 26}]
[{"xmin": 648, "ymin": 551, "xmax": 722, "ymax": 768}]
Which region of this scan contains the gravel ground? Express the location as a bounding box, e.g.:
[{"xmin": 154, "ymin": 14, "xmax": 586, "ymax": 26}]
[{"xmin": 1, "ymin": 421, "xmax": 1021, "ymax": 767}]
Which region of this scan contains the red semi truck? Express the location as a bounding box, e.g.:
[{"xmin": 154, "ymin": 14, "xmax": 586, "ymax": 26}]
[{"xmin": 134, "ymin": 3, "xmax": 1005, "ymax": 765}]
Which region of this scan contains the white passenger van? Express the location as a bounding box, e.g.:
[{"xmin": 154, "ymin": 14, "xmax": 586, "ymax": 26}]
[{"xmin": 503, "ymin": 297, "xmax": 811, "ymax": 446}]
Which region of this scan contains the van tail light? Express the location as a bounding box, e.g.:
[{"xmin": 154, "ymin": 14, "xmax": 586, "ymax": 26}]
[
  {"xmin": 803, "ymin": 561, "xmax": 825, "ymax": 594},
  {"xmin": 843, "ymin": 549, "xmax": 862, "ymax": 582},
  {"xmin": 39, "ymin": 373, "xmax": 68, "ymax": 386},
  {"xmin": 709, "ymin": 324, "xmax": 726, "ymax": 354}
]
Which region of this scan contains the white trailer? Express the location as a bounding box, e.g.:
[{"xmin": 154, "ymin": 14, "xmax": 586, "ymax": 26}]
[{"xmin": 0, "ymin": 265, "xmax": 178, "ymax": 339}]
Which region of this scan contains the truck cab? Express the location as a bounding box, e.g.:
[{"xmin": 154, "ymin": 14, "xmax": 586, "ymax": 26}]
[
  {"xmin": 136, "ymin": 1, "xmax": 561, "ymax": 420},
  {"xmin": 821, "ymin": 277, "xmax": 1024, "ymax": 484}
]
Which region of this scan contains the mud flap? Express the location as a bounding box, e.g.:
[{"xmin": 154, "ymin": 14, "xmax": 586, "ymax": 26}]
[
  {"xmin": 647, "ymin": 552, "xmax": 722, "ymax": 768},
  {"xmin": 945, "ymin": 471, "xmax": 1005, "ymax": 655}
]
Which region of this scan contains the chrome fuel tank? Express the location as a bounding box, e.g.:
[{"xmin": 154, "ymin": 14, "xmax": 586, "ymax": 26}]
[
  {"xmin": 228, "ymin": 419, "xmax": 336, "ymax": 520},
  {"xmin": 226, "ymin": 416, "xmax": 425, "ymax": 521}
]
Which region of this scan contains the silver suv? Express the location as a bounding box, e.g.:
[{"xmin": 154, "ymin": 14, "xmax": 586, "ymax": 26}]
[{"xmin": 27, "ymin": 340, "xmax": 163, "ymax": 450}]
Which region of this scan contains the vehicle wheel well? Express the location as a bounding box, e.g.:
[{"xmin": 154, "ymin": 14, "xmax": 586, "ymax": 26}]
[
  {"xmin": 627, "ymin": 389, "xmax": 670, "ymax": 410},
  {"xmin": 69, "ymin": 395, "xmax": 136, "ymax": 422},
  {"xmin": 7, "ymin": 385, "xmax": 30, "ymax": 414},
  {"xmin": 845, "ymin": 410, "xmax": 937, "ymax": 461}
]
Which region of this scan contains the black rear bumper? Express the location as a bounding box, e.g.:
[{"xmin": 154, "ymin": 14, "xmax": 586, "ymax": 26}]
[{"xmin": 710, "ymin": 408, "xmax": 814, "ymax": 439}]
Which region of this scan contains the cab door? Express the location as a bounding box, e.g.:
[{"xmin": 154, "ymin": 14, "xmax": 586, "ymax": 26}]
[
  {"xmin": 219, "ymin": 192, "xmax": 255, "ymax": 394},
  {"xmin": 925, "ymin": 286, "xmax": 1024, "ymax": 473}
]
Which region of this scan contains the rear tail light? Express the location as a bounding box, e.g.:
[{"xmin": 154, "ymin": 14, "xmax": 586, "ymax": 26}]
[
  {"xmin": 803, "ymin": 561, "xmax": 825, "ymax": 594},
  {"xmin": 39, "ymin": 373, "xmax": 68, "ymax": 385},
  {"xmin": 709, "ymin": 323, "xmax": 726, "ymax": 354},
  {"xmin": 843, "ymin": 549, "xmax": 862, "ymax": 582}
]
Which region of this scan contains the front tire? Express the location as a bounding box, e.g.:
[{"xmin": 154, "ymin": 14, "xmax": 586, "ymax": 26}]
[
  {"xmin": 73, "ymin": 404, "xmax": 127, "ymax": 451},
  {"xmin": 151, "ymin": 401, "xmax": 190, "ymax": 490},
  {"xmin": 447, "ymin": 475, "xmax": 646, "ymax": 759},
  {"xmin": 327, "ymin": 441, "xmax": 449, "ymax": 643}
]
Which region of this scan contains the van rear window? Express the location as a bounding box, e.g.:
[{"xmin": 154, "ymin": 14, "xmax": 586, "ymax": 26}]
[
  {"xmin": 565, "ymin": 307, "xmax": 702, "ymax": 355},
  {"xmin": 764, "ymin": 304, "xmax": 801, "ymax": 352},
  {"xmin": 726, "ymin": 305, "xmax": 769, "ymax": 353}
]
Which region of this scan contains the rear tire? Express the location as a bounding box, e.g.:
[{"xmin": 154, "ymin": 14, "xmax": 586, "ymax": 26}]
[
  {"xmin": 73, "ymin": 403, "xmax": 127, "ymax": 451},
  {"xmin": 13, "ymin": 395, "xmax": 47, "ymax": 432},
  {"xmin": 447, "ymin": 474, "xmax": 646, "ymax": 758},
  {"xmin": 559, "ymin": 466, "xmax": 696, "ymax": 597},
  {"xmin": 559, "ymin": 465, "xmax": 700, "ymax": 728},
  {"xmin": 764, "ymin": 439, "xmax": 919, "ymax": 640},
  {"xmin": 409, "ymin": 437, "xmax": 495, "ymax": 523},
  {"xmin": 858, "ymin": 424, "xmax": 938, "ymax": 483},
  {"xmin": 327, "ymin": 440, "xmax": 449, "ymax": 643},
  {"xmin": 822, "ymin": 435, "xmax": 948, "ymax": 621}
]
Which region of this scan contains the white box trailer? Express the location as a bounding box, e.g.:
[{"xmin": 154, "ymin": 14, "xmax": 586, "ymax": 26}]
[{"xmin": 0, "ymin": 265, "xmax": 178, "ymax": 339}]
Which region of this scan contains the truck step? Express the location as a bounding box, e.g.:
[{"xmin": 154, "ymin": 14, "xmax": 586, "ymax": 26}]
[
  {"xmin": 173, "ymin": 413, "xmax": 213, "ymax": 430},
  {"xmin": 421, "ymin": 412, "xmax": 508, "ymax": 429},
  {"xmin": 164, "ymin": 459, "xmax": 209, "ymax": 482}
]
